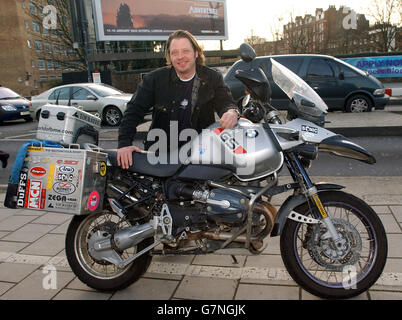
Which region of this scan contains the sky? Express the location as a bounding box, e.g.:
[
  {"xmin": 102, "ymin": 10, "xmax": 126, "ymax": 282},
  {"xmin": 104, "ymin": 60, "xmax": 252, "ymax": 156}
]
[{"xmin": 199, "ymin": 0, "xmax": 399, "ymax": 50}]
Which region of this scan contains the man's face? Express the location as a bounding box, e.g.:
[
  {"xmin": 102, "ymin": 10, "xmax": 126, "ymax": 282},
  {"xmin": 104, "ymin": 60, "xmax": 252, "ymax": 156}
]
[{"xmin": 169, "ymin": 37, "xmax": 198, "ymax": 78}]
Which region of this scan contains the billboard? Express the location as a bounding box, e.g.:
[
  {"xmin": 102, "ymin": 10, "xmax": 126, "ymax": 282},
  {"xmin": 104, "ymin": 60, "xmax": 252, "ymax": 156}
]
[
  {"xmin": 92, "ymin": 0, "xmax": 227, "ymax": 41},
  {"xmin": 342, "ymin": 56, "xmax": 402, "ymax": 78}
]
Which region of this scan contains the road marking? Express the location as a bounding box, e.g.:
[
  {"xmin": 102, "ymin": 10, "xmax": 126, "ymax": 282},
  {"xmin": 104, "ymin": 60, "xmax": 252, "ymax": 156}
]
[{"xmin": 0, "ymin": 251, "xmax": 401, "ymax": 286}]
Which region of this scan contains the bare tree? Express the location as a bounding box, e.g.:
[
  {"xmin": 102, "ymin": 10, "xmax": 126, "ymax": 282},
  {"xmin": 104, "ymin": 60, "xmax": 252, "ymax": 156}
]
[
  {"xmin": 368, "ymin": 0, "xmax": 401, "ymax": 52},
  {"xmin": 244, "ymin": 29, "xmax": 267, "ymax": 46}
]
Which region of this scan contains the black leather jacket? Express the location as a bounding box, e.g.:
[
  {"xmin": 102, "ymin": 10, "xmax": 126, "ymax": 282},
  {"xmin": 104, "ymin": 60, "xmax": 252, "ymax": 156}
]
[{"xmin": 118, "ymin": 65, "xmax": 238, "ymax": 149}]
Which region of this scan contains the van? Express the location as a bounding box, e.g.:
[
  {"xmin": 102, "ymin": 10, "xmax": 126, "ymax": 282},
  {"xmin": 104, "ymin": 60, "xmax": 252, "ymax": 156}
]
[{"xmin": 224, "ymin": 54, "xmax": 389, "ymax": 112}]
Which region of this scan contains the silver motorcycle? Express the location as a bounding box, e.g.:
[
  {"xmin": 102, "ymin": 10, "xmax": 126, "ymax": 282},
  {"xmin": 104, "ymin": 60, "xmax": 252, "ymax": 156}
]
[{"xmin": 65, "ymin": 44, "xmax": 387, "ymax": 299}]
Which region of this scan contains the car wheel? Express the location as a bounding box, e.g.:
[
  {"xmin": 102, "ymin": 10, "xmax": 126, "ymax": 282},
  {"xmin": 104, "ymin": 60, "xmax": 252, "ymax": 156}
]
[
  {"xmin": 345, "ymin": 94, "xmax": 373, "ymax": 113},
  {"xmin": 103, "ymin": 106, "xmax": 122, "ymax": 127},
  {"xmin": 35, "ymin": 109, "xmax": 41, "ymax": 121}
]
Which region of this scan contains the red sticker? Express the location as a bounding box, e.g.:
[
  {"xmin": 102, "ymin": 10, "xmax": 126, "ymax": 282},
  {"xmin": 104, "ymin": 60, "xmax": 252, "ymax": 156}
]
[
  {"xmin": 30, "ymin": 167, "xmax": 47, "ymax": 177},
  {"xmin": 88, "ymin": 191, "xmax": 100, "ymax": 212}
]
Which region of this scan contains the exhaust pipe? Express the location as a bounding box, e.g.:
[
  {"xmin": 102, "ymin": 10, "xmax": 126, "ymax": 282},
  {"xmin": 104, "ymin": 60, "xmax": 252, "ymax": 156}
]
[{"xmin": 113, "ymin": 223, "xmax": 155, "ymax": 251}]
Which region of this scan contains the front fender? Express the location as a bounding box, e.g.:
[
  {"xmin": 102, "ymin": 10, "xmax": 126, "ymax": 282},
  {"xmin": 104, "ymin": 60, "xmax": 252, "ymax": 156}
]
[{"xmin": 270, "ymin": 183, "xmax": 344, "ymax": 237}]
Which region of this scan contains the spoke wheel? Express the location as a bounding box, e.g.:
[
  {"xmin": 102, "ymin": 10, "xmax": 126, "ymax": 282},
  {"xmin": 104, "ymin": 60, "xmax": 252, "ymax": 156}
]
[{"xmin": 280, "ymin": 191, "xmax": 387, "ymax": 299}]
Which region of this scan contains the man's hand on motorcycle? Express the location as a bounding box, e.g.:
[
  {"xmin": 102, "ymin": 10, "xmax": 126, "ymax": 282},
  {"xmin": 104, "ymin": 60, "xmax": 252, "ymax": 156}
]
[
  {"xmin": 220, "ymin": 109, "xmax": 239, "ymax": 129},
  {"xmin": 117, "ymin": 146, "xmax": 142, "ymax": 169}
]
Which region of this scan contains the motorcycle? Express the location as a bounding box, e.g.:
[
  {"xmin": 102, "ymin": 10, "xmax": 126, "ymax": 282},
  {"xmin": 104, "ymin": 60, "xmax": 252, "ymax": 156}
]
[{"xmin": 65, "ymin": 44, "xmax": 387, "ymax": 299}]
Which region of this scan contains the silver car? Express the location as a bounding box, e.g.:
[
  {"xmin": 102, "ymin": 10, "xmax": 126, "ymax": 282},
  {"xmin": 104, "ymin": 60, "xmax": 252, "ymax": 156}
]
[{"xmin": 31, "ymin": 83, "xmax": 133, "ymax": 126}]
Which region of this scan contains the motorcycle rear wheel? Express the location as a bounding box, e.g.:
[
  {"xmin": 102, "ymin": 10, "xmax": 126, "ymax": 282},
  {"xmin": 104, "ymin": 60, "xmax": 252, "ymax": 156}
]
[
  {"xmin": 280, "ymin": 191, "xmax": 387, "ymax": 299},
  {"xmin": 65, "ymin": 211, "xmax": 153, "ymax": 292}
]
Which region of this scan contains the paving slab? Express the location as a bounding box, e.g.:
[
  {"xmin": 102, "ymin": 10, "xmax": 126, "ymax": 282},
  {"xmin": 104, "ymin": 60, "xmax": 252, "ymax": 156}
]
[
  {"xmin": 20, "ymin": 234, "xmax": 65, "ymax": 256},
  {"xmin": 32, "ymin": 212, "xmax": 72, "ymax": 225},
  {"xmin": 0, "ymin": 262, "xmax": 38, "ymax": 283},
  {"xmin": 174, "ymin": 276, "xmax": 237, "ymax": 300},
  {"xmin": 2, "ymin": 224, "xmax": 55, "ymax": 242},
  {"xmin": 1, "ymin": 270, "xmax": 75, "ymax": 300},
  {"xmin": 53, "ymin": 288, "xmax": 112, "ymax": 300},
  {"xmin": 111, "ymin": 278, "xmax": 179, "ymax": 300},
  {"xmin": 235, "ymin": 284, "xmax": 299, "ymax": 300},
  {"xmin": 0, "ymin": 215, "xmax": 38, "ymax": 232}
]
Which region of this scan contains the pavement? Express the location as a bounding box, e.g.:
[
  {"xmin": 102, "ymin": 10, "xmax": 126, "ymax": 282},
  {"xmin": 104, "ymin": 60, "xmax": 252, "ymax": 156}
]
[{"xmin": 0, "ymin": 98, "xmax": 401, "ymax": 301}]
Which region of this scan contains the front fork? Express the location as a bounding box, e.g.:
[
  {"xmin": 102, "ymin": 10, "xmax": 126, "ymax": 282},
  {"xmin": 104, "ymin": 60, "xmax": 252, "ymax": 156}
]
[{"xmin": 285, "ymin": 153, "xmax": 346, "ymax": 248}]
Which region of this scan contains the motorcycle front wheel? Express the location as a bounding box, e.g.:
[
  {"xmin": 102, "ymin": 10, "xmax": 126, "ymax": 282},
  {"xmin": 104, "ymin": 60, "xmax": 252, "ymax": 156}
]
[
  {"xmin": 65, "ymin": 211, "xmax": 153, "ymax": 291},
  {"xmin": 280, "ymin": 190, "xmax": 387, "ymax": 299}
]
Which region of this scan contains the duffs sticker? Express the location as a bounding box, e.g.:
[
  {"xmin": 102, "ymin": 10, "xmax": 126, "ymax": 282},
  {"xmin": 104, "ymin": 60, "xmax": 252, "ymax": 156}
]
[{"xmin": 88, "ymin": 191, "xmax": 100, "ymax": 212}]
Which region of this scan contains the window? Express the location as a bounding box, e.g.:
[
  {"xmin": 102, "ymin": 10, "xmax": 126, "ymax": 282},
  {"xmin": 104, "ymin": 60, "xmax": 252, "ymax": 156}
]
[
  {"xmin": 35, "ymin": 40, "xmax": 43, "ymax": 51},
  {"xmin": 24, "ymin": 20, "xmax": 29, "ymax": 30},
  {"xmin": 27, "ymin": 40, "xmax": 32, "ymax": 48},
  {"xmin": 45, "ymin": 42, "xmax": 51, "ymax": 53},
  {"xmin": 40, "ymin": 76, "xmax": 48, "ymax": 82},
  {"xmin": 273, "ymin": 57, "xmax": 303, "ymax": 74},
  {"xmin": 31, "ymin": 60, "xmax": 35, "ymax": 68},
  {"xmin": 34, "ymin": 80, "xmax": 38, "ymax": 88},
  {"xmin": 32, "ymin": 21, "xmax": 40, "ymax": 33},
  {"xmin": 307, "ymin": 58, "xmax": 334, "ymax": 78},
  {"xmin": 53, "ymin": 44, "xmax": 59, "ymax": 54},
  {"xmin": 47, "ymin": 60, "xmax": 54, "ymax": 70},
  {"xmin": 49, "ymin": 87, "xmax": 70, "ymax": 100},
  {"xmin": 29, "ymin": 1, "xmax": 36, "ymax": 14},
  {"xmin": 37, "ymin": 59, "xmax": 45, "ymax": 70},
  {"xmin": 21, "ymin": 0, "xmax": 26, "ymax": 9},
  {"xmin": 71, "ymin": 87, "xmax": 92, "ymax": 100}
]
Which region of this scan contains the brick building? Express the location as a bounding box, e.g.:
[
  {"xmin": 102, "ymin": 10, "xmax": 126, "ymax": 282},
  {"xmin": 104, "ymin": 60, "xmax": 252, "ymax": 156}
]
[{"xmin": 0, "ymin": 0, "xmax": 79, "ymax": 97}]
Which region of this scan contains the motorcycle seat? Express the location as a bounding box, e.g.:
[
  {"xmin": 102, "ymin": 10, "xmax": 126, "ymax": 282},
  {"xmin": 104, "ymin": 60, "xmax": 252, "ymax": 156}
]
[{"xmin": 105, "ymin": 150, "xmax": 182, "ymax": 178}]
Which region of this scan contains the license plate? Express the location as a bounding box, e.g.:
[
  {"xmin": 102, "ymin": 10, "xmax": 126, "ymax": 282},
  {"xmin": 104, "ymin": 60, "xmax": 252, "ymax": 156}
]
[{"xmin": 20, "ymin": 111, "xmax": 30, "ymax": 115}]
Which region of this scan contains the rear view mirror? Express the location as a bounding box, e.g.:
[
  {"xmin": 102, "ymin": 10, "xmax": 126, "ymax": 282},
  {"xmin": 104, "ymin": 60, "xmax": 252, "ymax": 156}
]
[
  {"xmin": 239, "ymin": 43, "xmax": 256, "ymax": 63},
  {"xmin": 301, "ymin": 99, "xmax": 315, "ymax": 108},
  {"xmin": 86, "ymin": 95, "xmax": 97, "ymax": 101}
]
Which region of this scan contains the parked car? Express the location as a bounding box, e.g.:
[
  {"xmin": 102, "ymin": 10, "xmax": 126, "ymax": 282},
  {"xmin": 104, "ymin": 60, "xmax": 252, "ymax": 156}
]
[
  {"xmin": 0, "ymin": 87, "xmax": 32, "ymax": 123},
  {"xmin": 31, "ymin": 83, "xmax": 133, "ymax": 126},
  {"xmin": 224, "ymin": 54, "xmax": 390, "ymax": 112}
]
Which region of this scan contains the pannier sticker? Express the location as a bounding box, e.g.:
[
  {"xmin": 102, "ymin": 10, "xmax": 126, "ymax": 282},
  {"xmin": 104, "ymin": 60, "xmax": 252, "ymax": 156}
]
[
  {"xmin": 53, "ymin": 182, "xmax": 76, "ymax": 195},
  {"xmin": 99, "ymin": 162, "xmax": 107, "ymax": 177},
  {"xmin": 46, "ymin": 164, "xmax": 55, "ymax": 190},
  {"xmin": 301, "ymin": 125, "xmax": 318, "ymax": 134},
  {"xmin": 27, "ymin": 180, "xmax": 42, "ymax": 209},
  {"xmin": 88, "ymin": 191, "xmax": 100, "ymax": 212},
  {"xmin": 17, "ymin": 171, "xmax": 28, "ymax": 207},
  {"xmin": 27, "ymin": 146, "xmax": 44, "ymax": 152},
  {"xmin": 30, "ymin": 166, "xmax": 47, "ymax": 177}
]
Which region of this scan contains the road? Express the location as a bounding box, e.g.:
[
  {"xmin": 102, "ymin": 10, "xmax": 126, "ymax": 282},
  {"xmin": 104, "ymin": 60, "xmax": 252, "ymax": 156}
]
[{"xmin": 0, "ymin": 114, "xmax": 401, "ymax": 185}]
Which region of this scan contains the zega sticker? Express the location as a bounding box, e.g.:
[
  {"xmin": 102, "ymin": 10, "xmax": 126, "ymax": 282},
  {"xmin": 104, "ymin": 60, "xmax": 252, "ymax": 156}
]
[
  {"xmin": 99, "ymin": 162, "xmax": 107, "ymax": 177},
  {"xmin": 301, "ymin": 125, "xmax": 318, "ymax": 134},
  {"xmin": 88, "ymin": 191, "xmax": 100, "ymax": 211}
]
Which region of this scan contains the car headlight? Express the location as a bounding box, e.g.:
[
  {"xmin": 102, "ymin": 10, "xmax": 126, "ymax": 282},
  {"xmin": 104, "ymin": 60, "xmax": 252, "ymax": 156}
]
[
  {"xmin": 373, "ymin": 88, "xmax": 385, "ymax": 96},
  {"xmin": 1, "ymin": 105, "xmax": 17, "ymax": 111}
]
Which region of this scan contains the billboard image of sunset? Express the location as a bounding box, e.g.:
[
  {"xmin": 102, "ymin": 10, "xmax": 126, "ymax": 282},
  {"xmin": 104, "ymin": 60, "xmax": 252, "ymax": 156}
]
[{"xmin": 93, "ymin": 0, "xmax": 227, "ymax": 40}]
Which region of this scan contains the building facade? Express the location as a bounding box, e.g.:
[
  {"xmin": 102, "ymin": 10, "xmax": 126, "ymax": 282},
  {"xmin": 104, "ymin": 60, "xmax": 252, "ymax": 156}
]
[{"xmin": 0, "ymin": 0, "xmax": 79, "ymax": 97}]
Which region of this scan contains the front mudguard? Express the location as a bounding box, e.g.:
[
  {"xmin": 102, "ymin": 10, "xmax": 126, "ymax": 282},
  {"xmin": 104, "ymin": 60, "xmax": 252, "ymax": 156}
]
[{"xmin": 270, "ymin": 183, "xmax": 344, "ymax": 237}]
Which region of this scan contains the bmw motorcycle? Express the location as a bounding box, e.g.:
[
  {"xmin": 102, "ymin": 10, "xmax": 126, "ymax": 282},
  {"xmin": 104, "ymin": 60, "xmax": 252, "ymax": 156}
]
[{"xmin": 65, "ymin": 44, "xmax": 387, "ymax": 299}]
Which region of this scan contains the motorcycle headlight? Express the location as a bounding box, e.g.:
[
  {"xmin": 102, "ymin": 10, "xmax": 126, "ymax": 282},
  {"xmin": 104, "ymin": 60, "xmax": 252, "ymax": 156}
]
[
  {"xmin": 373, "ymin": 88, "xmax": 385, "ymax": 96},
  {"xmin": 1, "ymin": 105, "xmax": 17, "ymax": 111}
]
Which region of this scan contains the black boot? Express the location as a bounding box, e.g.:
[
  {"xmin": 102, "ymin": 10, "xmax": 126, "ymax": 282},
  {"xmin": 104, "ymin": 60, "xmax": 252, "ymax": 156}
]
[{"xmin": 0, "ymin": 151, "xmax": 9, "ymax": 168}]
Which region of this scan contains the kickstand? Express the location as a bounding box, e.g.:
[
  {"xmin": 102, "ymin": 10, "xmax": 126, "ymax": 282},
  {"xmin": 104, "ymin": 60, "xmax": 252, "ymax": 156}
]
[{"xmin": 231, "ymin": 255, "xmax": 238, "ymax": 265}]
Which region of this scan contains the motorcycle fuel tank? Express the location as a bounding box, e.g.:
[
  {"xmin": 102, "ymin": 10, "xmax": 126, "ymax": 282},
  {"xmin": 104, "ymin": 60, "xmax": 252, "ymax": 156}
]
[{"xmin": 187, "ymin": 119, "xmax": 284, "ymax": 181}]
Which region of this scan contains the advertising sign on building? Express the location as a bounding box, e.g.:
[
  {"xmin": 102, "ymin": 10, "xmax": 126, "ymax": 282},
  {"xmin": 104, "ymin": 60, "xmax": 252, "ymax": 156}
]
[
  {"xmin": 342, "ymin": 56, "xmax": 402, "ymax": 78},
  {"xmin": 92, "ymin": 0, "xmax": 227, "ymax": 41}
]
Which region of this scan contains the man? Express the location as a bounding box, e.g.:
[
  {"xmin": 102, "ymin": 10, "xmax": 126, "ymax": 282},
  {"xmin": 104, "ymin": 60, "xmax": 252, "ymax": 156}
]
[{"xmin": 117, "ymin": 30, "xmax": 239, "ymax": 169}]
